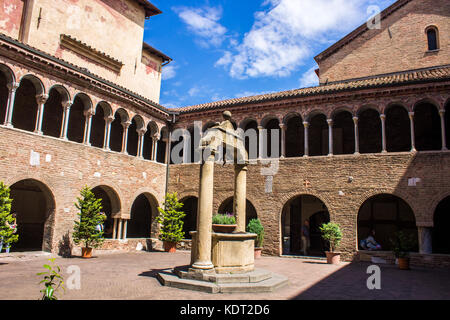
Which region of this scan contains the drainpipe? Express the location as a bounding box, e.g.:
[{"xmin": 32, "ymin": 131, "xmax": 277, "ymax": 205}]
[{"xmin": 164, "ymin": 112, "xmax": 178, "ymax": 202}]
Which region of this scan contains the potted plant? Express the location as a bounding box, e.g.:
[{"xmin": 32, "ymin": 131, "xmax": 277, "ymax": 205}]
[
  {"xmin": 319, "ymin": 222, "xmax": 343, "ymax": 264},
  {"xmin": 72, "ymin": 186, "xmax": 106, "ymax": 258},
  {"xmin": 156, "ymin": 192, "xmax": 185, "ymax": 253},
  {"xmin": 391, "ymin": 230, "xmax": 417, "ymax": 270},
  {"xmin": 212, "ymin": 213, "xmax": 237, "ymax": 233},
  {"xmin": 247, "ymin": 218, "xmax": 265, "ymax": 258},
  {"xmin": 0, "ymin": 182, "xmax": 19, "ymax": 253}
]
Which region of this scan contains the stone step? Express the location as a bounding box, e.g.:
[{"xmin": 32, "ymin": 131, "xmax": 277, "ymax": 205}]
[
  {"xmin": 157, "ymin": 271, "xmax": 288, "ymax": 294},
  {"xmin": 175, "ymin": 267, "xmax": 273, "ymax": 284}
]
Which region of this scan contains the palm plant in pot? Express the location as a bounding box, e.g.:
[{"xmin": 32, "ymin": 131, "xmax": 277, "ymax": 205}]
[
  {"xmin": 319, "ymin": 222, "xmax": 343, "ymax": 264},
  {"xmin": 156, "ymin": 192, "xmax": 185, "ymax": 253},
  {"xmin": 212, "ymin": 213, "xmax": 237, "ymax": 233},
  {"xmin": 391, "ymin": 230, "xmax": 417, "ymax": 270},
  {"xmin": 72, "ymin": 186, "xmax": 106, "ymax": 258},
  {"xmin": 247, "ymin": 218, "xmax": 265, "ymax": 259}
]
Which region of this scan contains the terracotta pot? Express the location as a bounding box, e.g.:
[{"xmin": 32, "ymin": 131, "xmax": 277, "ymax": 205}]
[
  {"xmin": 254, "ymin": 247, "xmax": 263, "ymax": 259},
  {"xmin": 212, "ymin": 224, "xmax": 237, "ymax": 233},
  {"xmin": 163, "ymin": 241, "xmax": 177, "ymax": 253},
  {"xmin": 398, "ymin": 257, "xmax": 410, "ymax": 270},
  {"xmin": 325, "ymin": 251, "xmax": 341, "ymax": 264},
  {"xmin": 81, "ymin": 247, "xmax": 93, "ymax": 259}
]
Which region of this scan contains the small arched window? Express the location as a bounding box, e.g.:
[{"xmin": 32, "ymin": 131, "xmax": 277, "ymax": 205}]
[{"xmin": 426, "ymin": 26, "xmax": 439, "ymax": 51}]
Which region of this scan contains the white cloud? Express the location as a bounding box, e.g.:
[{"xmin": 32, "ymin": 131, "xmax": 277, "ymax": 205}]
[
  {"xmin": 174, "ymin": 6, "xmax": 227, "ymax": 47},
  {"xmin": 162, "ymin": 64, "xmax": 177, "ymax": 80},
  {"xmin": 217, "ymin": 0, "xmax": 371, "ymax": 79},
  {"xmin": 299, "ymin": 66, "xmax": 319, "ymax": 88}
]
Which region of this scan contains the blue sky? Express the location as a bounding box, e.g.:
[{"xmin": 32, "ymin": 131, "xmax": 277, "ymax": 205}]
[{"xmin": 144, "ymin": 0, "xmax": 396, "ymax": 108}]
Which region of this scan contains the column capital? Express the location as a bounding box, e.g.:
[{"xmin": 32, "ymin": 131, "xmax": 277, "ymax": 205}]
[
  {"xmin": 62, "ymin": 100, "xmax": 73, "ymax": 109},
  {"xmin": 380, "ymin": 114, "xmax": 386, "ymax": 120},
  {"xmin": 105, "ymin": 115, "xmax": 115, "ymax": 123},
  {"xmin": 408, "ymin": 112, "xmax": 415, "ymax": 119},
  {"xmin": 279, "ymin": 123, "xmax": 286, "ymax": 130},
  {"xmin": 35, "ymin": 94, "xmax": 49, "ymax": 105},
  {"xmin": 7, "ymin": 82, "xmax": 20, "ymax": 91},
  {"xmin": 121, "ymin": 120, "xmax": 131, "ymax": 129},
  {"xmin": 137, "ymin": 128, "xmax": 147, "ymax": 136},
  {"xmin": 257, "ymin": 125, "xmax": 264, "ymax": 130},
  {"xmin": 352, "ymin": 116, "xmax": 359, "ymax": 123},
  {"xmin": 303, "ymin": 121, "xmax": 309, "ymax": 128},
  {"xmin": 439, "ymin": 109, "xmax": 445, "ymax": 116},
  {"xmin": 83, "ymin": 109, "xmax": 95, "ymax": 117},
  {"xmin": 326, "ymin": 119, "xmax": 333, "ymax": 125},
  {"xmin": 152, "ymin": 134, "xmax": 161, "ymax": 141}
]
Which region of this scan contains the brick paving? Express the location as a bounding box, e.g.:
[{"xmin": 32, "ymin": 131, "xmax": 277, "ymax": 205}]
[{"xmin": 0, "ymin": 251, "xmax": 449, "ymax": 300}]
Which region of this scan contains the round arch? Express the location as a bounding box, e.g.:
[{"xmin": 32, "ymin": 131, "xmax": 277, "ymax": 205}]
[
  {"xmin": 357, "ymin": 193, "xmax": 418, "ymax": 251},
  {"xmin": 413, "ymin": 100, "xmax": 442, "ymax": 151},
  {"xmin": 180, "ymin": 196, "xmax": 198, "ymax": 239},
  {"xmin": 9, "ymin": 179, "xmax": 56, "ymax": 252},
  {"xmin": 91, "ymin": 185, "xmax": 121, "ymax": 239},
  {"xmin": 0, "ymin": 64, "xmax": 14, "ymax": 124},
  {"xmin": 217, "ymin": 196, "xmax": 258, "ymax": 227},
  {"xmin": 127, "ymin": 192, "xmax": 159, "ymax": 238},
  {"xmin": 281, "ymin": 194, "xmax": 330, "ymax": 256},
  {"xmin": 433, "ymin": 196, "xmax": 450, "ymax": 254}
]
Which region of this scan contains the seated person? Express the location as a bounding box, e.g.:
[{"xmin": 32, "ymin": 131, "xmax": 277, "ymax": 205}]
[{"xmin": 360, "ymin": 230, "xmax": 382, "ymax": 251}]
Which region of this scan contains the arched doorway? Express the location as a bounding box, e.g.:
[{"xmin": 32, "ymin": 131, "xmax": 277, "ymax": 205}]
[
  {"xmin": 42, "ymin": 86, "xmax": 66, "ymax": 138},
  {"xmin": 357, "ymin": 194, "xmax": 418, "ymax": 251},
  {"xmin": 218, "ymin": 197, "xmax": 258, "ymax": 227},
  {"xmin": 433, "ymin": 196, "xmax": 450, "ymax": 254},
  {"xmin": 92, "ymin": 186, "xmax": 121, "ymax": 239},
  {"xmin": 90, "ymin": 102, "xmax": 111, "ymax": 149},
  {"xmin": 109, "ymin": 109, "xmax": 127, "ymax": 152},
  {"xmin": 12, "ymin": 76, "xmax": 43, "ymax": 132},
  {"xmin": 9, "ymin": 179, "xmax": 55, "ymax": 252},
  {"xmin": 414, "ymin": 102, "xmax": 442, "ymax": 151},
  {"xmin": 281, "ymin": 195, "xmax": 330, "ymax": 256},
  {"xmin": 67, "ymin": 94, "xmax": 90, "ymax": 143},
  {"xmin": 127, "ymin": 193, "xmax": 157, "ymax": 238},
  {"xmin": 181, "ymin": 196, "xmax": 198, "ymax": 239}
]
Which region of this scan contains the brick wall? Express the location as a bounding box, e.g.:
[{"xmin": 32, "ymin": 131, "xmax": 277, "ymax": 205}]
[
  {"xmin": 0, "ymin": 125, "xmax": 167, "ymax": 253},
  {"xmin": 317, "ymin": 0, "xmax": 450, "ymax": 83},
  {"xmin": 168, "ymin": 151, "xmax": 450, "ymax": 260}
]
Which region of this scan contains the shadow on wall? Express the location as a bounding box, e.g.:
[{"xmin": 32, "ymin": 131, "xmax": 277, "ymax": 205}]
[{"xmin": 58, "ymin": 231, "xmax": 73, "ymax": 258}]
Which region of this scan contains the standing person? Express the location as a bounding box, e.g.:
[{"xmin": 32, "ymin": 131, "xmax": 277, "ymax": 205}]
[
  {"xmin": 2, "ymin": 213, "xmax": 17, "ymax": 253},
  {"xmin": 301, "ymin": 220, "xmax": 310, "ymax": 256},
  {"xmin": 95, "ymin": 212, "xmax": 106, "ymax": 233}
]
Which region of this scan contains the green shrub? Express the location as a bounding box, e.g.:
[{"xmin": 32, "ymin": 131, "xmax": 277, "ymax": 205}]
[
  {"xmin": 212, "ymin": 213, "xmax": 236, "ymax": 225},
  {"xmin": 72, "ymin": 186, "xmax": 105, "ymax": 249},
  {"xmin": 37, "ymin": 258, "xmax": 65, "ymax": 300},
  {"xmin": 0, "ymin": 181, "xmax": 19, "ymax": 248},
  {"xmin": 247, "ymin": 218, "xmax": 264, "ymax": 247},
  {"xmin": 156, "ymin": 193, "xmax": 185, "ymax": 242},
  {"xmin": 319, "ymin": 222, "xmax": 342, "ymax": 252},
  {"xmin": 391, "ymin": 230, "xmax": 417, "ymax": 258}
]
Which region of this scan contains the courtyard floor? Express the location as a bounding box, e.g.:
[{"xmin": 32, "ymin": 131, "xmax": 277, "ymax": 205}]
[{"xmin": 0, "ymin": 250, "xmax": 449, "ymax": 300}]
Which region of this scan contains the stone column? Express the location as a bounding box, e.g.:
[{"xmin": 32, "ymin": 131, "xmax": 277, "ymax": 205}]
[
  {"xmin": 137, "ymin": 128, "xmax": 146, "ymax": 158},
  {"xmin": 418, "ymin": 227, "xmax": 432, "ymax": 254},
  {"xmin": 192, "ymin": 151, "xmax": 215, "ymax": 271},
  {"xmin": 60, "ymin": 100, "xmax": 73, "ymax": 140},
  {"xmin": 234, "ymin": 164, "xmax": 248, "ymax": 233},
  {"xmin": 112, "ymin": 218, "xmax": 118, "ymax": 239},
  {"xmin": 4, "ymin": 82, "xmax": 19, "ymax": 127},
  {"xmin": 103, "ymin": 116, "xmax": 114, "ymax": 150},
  {"xmin": 258, "ymin": 125, "xmax": 264, "ymax": 159},
  {"xmin": 409, "ymin": 112, "xmax": 416, "ymax": 152},
  {"xmin": 83, "ymin": 110, "xmax": 93, "ymax": 146},
  {"xmin": 152, "ymin": 135, "xmax": 159, "ymax": 161},
  {"xmin": 380, "ymin": 114, "xmax": 387, "ymax": 153},
  {"xmin": 353, "ymin": 116, "xmax": 360, "ymax": 154},
  {"xmin": 439, "ymin": 110, "xmax": 447, "ymax": 151},
  {"xmin": 164, "ymin": 137, "xmax": 170, "ymax": 164},
  {"xmin": 117, "ymin": 218, "xmax": 123, "ymax": 240},
  {"xmin": 122, "ymin": 220, "xmax": 128, "ymax": 240},
  {"xmin": 327, "ymin": 119, "xmax": 333, "ymax": 156},
  {"xmin": 121, "ymin": 121, "xmax": 131, "ymax": 154},
  {"xmin": 279, "ymin": 123, "xmax": 286, "ymax": 159},
  {"xmin": 303, "ymin": 121, "xmax": 309, "ymax": 157},
  {"xmin": 34, "ymin": 94, "xmax": 49, "ymax": 134}
]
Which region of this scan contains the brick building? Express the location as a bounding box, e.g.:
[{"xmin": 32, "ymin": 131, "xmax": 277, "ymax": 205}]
[{"xmin": 0, "ymin": 0, "xmax": 449, "ymax": 267}]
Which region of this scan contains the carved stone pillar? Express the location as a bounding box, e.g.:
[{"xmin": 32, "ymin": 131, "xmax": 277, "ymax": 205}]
[
  {"xmin": 112, "ymin": 218, "xmax": 118, "ymax": 239},
  {"xmin": 353, "ymin": 116, "xmax": 360, "ymax": 154},
  {"xmin": 258, "ymin": 125, "xmax": 264, "ymax": 159},
  {"xmin": 103, "ymin": 115, "xmax": 114, "ymax": 150},
  {"xmin": 137, "ymin": 128, "xmax": 147, "ymax": 158},
  {"xmin": 279, "ymin": 123, "xmax": 286, "ymax": 159},
  {"xmin": 409, "ymin": 112, "xmax": 416, "ymax": 152},
  {"xmin": 234, "ymin": 164, "xmax": 248, "ymax": 233},
  {"xmin": 34, "ymin": 94, "xmax": 49, "ymax": 134},
  {"xmin": 327, "ymin": 119, "xmax": 333, "ymax": 156},
  {"xmin": 439, "ymin": 110, "xmax": 447, "ymax": 151},
  {"xmin": 418, "ymin": 227, "xmax": 432, "ymax": 254},
  {"xmin": 380, "ymin": 114, "xmax": 387, "ymax": 153},
  {"xmin": 191, "ymin": 152, "xmax": 215, "ymax": 271},
  {"xmin": 303, "ymin": 121, "xmax": 309, "ymax": 157},
  {"xmin": 83, "ymin": 110, "xmax": 94, "ymax": 145},
  {"xmin": 152, "ymin": 135, "xmax": 160, "ymax": 161},
  {"xmin": 4, "ymin": 82, "xmax": 20, "ymax": 127},
  {"xmin": 121, "ymin": 121, "xmax": 131, "ymax": 154},
  {"xmin": 60, "ymin": 100, "xmax": 73, "ymax": 140}
]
